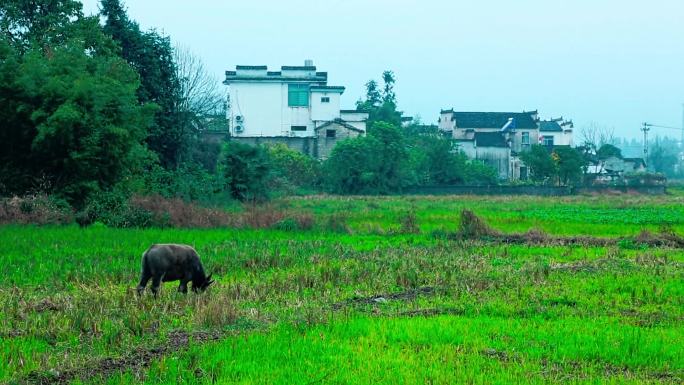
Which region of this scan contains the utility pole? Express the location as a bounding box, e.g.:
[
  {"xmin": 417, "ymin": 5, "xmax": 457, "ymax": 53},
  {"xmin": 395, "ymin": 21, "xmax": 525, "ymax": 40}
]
[
  {"xmin": 681, "ymin": 103, "xmax": 684, "ymax": 151},
  {"xmin": 642, "ymin": 123, "xmax": 650, "ymax": 167}
]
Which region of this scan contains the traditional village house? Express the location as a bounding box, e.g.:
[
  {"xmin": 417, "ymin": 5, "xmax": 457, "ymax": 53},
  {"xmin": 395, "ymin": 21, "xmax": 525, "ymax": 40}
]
[{"xmin": 438, "ymin": 110, "xmax": 542, "ymax": 180}]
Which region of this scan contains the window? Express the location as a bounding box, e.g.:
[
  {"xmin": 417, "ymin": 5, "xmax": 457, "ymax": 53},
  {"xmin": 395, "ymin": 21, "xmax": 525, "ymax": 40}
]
[
  {"xmin": 288, "ymin": 84, "xmax": 309, "ymax": 107},
  {"xmin": 326, "ymin": 129, "xmax": 336, "ymax": 138},
  {"xmin": 521, "ymin": 132, "xmax": 530, "ymax": 145},
  {"xmin": 543, "ymin": 136, "xmax": 554, "ymax": 146},
  {"xmin": 291, "ymin": 125, "xmax": 307, "ymax": 132},
  {"xmin": 321, "ymin": 96, "xmax": 330, "ymax": 103}
]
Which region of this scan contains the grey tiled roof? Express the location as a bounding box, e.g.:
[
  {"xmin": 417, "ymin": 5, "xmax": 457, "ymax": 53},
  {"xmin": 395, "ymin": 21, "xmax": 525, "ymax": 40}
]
[
  {"xmin": 475, "ymin": 132, "xmax": 509, "ymax": 147},
  {"xmin": 452, "ymin": 112, "xmax": 538, "ymax": 129},
  {"xmin": 540, "ymin": 120, "xmax": 563, "ymax": 132}
]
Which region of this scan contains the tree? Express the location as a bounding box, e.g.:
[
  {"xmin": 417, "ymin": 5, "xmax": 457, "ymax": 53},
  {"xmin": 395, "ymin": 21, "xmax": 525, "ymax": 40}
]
[
  {"xmin": 520, "ymin": 145, "xmax": 557, "ymax": 183},
  {"xmin": 463, "ymin": 160, "xmax": 498, "ymax": 185},
  {"xmin": 649, "ymin": 143, "xmax": 678, "ymax": 175},
  {"xmin": 381, "ymin": 70, "xmax": 396, "ymax": 104},
  {"xmin": 324, "ymin": 121, "xmax": 409, "ymax": 194},
  {"xmin": 323, "ymin": 136, "xmax": 377, "ymax": 194},
  {"xmin": 362, "ymin": 80, "xmax": 381, "ymax": 108},
  {"xmin": 0, "ymin": 36, "xmax": 155, "ymax": 206},
  {"xmin": 267, "ymin": 144, "xmax": 320, "ymax": 189},
  {"xmin": 409, "ymin": 132, "xmax": 466, "ymax": 185},
  {"xmin": 579, "ymin": 122, "xmax": 615, "ymax": 151},
  {"xmin": 366, "ymin": 121, "xmax": 410, "ymax": 192},
  {"xmin": 173, "ymin": 44, "xmax": 224, "ymax": 128},
  {"xmin": 221, "ymin": 142, "xmax": 271, "ymax": 201},
  {"xmin": 553, "ymin": 147, "xmax": 585, "ymax": 186},
  {"xmin": 0, "ymin": 0, "xmax": 83, "ymax": 51},
  {"xmin": 596, "ymin": 143, "xmax": 622, "ymax": 160},
  {"xmin": 356, "ymin": 71, "xmax": 402, "ymax": 127},
  {"xmin": 100, "ymin": 0, "xmax": 184, "ymax": 169}
]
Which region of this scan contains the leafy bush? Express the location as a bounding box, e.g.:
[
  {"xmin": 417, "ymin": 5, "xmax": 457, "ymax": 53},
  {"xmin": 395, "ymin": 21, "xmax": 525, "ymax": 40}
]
[
  {"xmin": 77, "ymin": 190, "xmax": 153, "ymax": 228},
  {"xmin": 221, "ymin": 142, "xmax": 271, "ymax": 201},
  {"xmin": 463, "ymin": 160, "xmax": 498, "ymax": 185},
  {"xmin": 137, "ymin": 162, "xmax": 225, "ymax": 203},
  {"xmin": 324, "ymin": 121, "xmax": 409, "ymax": 194},
  {"xmin": 268, "ymin": 144, "xmax": 321, "ymax": 190},
  {"xmin": 0, "ymin": 195, "xmax": 73, "ymax": 225}
]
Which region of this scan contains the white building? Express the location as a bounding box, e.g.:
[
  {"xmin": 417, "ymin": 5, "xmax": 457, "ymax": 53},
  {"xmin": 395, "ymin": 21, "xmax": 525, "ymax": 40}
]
[
  {"xmin": 438, "ymin": 109, "xmax": 575, "ymax": 181},
  {"xmin": 223, "ymin": 61, "xmax": 368, "ymax": 159},
  {"xmin": 539, "ymin": 118, "xmax": 574, "ymax": 146}
]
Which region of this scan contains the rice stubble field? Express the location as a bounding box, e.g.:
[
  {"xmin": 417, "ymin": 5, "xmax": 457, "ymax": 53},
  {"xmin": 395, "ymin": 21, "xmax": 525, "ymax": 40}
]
[{"xmin": 2, "ymin": 194, "xmax": 684, "ymax": 384}]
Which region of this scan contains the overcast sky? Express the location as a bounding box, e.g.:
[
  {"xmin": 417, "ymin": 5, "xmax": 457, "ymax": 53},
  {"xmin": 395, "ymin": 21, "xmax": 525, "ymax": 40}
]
[{"xmin": 81, "ymin": 0, "xmax": 684, "ymax": 139}]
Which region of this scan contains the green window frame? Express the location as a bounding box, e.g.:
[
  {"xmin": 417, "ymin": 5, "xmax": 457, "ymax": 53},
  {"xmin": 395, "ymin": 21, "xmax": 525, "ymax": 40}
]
[{"xmin": 288, "ymin": 84, "xmax": 309, "ymax": 107}]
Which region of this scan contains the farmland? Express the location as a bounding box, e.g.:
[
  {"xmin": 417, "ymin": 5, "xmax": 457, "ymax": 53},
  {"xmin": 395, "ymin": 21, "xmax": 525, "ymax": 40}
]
[{"xmin": 2, "ymin": 193, "xmax": 684, "ymax": 384}]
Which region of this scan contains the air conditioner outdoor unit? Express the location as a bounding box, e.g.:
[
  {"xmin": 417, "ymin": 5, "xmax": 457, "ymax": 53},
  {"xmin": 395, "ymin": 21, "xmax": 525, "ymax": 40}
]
[
  {"xmin": 235, "ymin": 125, "xmax": 244, "ymax": 132},
  {"xmin": 235, "ymin": 115, "xmax": 244, "ymax": 123}
]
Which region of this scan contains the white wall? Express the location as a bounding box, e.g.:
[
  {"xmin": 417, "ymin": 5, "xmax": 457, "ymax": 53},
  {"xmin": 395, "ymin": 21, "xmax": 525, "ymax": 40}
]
[
  {"xmin": 455, "ymin": 141, "xmax": 476, "ymax": 158},
  {"xmin": 311, "ymin": 91, "xmax": 341, "ymax": 122},
  {"xmin": 439, "ymin": 111, "xmax": 455, "ymax": 131},
  {"xmin": 227, "ymin": 67, "xmax": 366, "ymax": 137},
  {"xmin": 230, "ymin": 82, "xmax": 325, "ymax": 137},
  {"xmin": 229, "ymin": 82, "xmax": 283, "ymax": 137},
  {"xmin": 539, "ymin": 131, "xmax": 573, "ymax": 146},
  {"xmin": 340, "ymin": 111, "xmax": 369, "ymax": 132}
]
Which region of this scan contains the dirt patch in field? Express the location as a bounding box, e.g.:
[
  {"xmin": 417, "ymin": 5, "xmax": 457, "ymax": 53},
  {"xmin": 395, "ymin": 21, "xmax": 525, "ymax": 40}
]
[
  {"xmin": 454, "ymin": 210, "xmax": 684, "ymax": 248},
  {"xmin": 331, "ymin": 286, "xmax": 436, "ymax": 310},
  {"xmin": 480, "ymin": 348, "xmax": 683, "ymax": 382},
  {"xmin": 22, "ymin": 330, "xmax": 224, "ymax": 385},
  {"xmin": 539, "ymin": 357, "xmax": 683, "ymax": 383}
]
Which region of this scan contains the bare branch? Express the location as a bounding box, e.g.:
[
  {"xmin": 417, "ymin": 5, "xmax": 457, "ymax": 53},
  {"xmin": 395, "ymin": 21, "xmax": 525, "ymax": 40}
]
[{"xmin": 173, "ymin": 44, "xmax": 224, "ymax": 123}]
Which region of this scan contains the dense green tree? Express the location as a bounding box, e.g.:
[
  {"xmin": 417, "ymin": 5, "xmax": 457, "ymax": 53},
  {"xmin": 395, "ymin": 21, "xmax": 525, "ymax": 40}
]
[
  {"xmin": 553, "ymin": 147, "xmax": 585, "ymax": 185},
  {"xmin": 381, "ymin": 70, "xmax": 396, "ymax": 105},
  {"xmin": 463, "ymin": 160, "xmax": 498, "ymax": 185},
  {"xmin": 520, "ymin": 145, "xmax": 557, "ymax": 183},
  {"xmin": 324, "ymin": 121, "xmax": 409, "ymax": 194},
  {"xmin": 362, "ymin": 80, "xmax": 381, "ymax": 108},
  {"xmin": 100, "ymin": 0, "xmax": 184, "ymax": 169},
  {"xmin": 366, "ymin": 121, "xmax": 410, "ymax": 191},
  {"xmin": 597, "ymin": 143, "xmax": 622, "ymax": 160},
  {"xmin": 323, "ymin": 136, "xmax": 377, "ymax": 194},
  {"xmin": 406, "ymin": 126, "xmax": 498, "ymax": 186},
  {"xmin": 268, "ymin": 144, "xmax": 320, "ymax": 189},
  {"xmin": 0, "ymin": 37, "xmax": 155, "ymax": 205},
  {"xmin": 409, "ymin": 133, "xmax": 466, "ymax": 185},
  {"xmin": 0, "ymin": 0, "xmax": 83, "ymax": 50},
  {"xmin": 649, "ymin": 143, "xmax": 678, "ymax": 175},
  {"xmin": 356, "ymin": 71, "xmax": 402, "ymax": 127},
  {"xmin": 221, "ymin": 142, "xmax": 271, "ymax": 201}
]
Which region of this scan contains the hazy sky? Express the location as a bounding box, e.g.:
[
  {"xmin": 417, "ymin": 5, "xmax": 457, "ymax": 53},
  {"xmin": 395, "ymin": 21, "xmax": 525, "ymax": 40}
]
[{"xmin": 81, "ymin": 0, "xmax": 684, "ymax": 139}]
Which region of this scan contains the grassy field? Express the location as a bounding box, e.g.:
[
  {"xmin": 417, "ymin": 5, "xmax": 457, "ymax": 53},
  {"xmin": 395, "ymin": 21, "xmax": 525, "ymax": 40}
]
[{"xmin": 2, "ymin": 194, "xmax": 684, "ymax": 384}]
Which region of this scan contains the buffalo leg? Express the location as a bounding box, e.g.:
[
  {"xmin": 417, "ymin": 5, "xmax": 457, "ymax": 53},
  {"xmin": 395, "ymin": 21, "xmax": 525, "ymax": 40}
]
[
  {"xmin": 136, "ymin": 271, "xmax": 151, "ymax": 296},
  {"xmin": 178, "ymin": 280, "xmax": 189, "ymax": 294},
  {"xmin": 151, "ymin": 275, "xmax": 163, "ymax": 297}
]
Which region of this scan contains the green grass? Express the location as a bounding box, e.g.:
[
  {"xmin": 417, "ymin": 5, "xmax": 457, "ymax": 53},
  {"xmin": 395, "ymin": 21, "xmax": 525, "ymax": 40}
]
[
  {"xmin": 2, "ymin": 194, "xmax": 684, "ymax": 384},
  {"xmin": 100, "ymin": 316, "xmax": 683, "ymax": 385}
]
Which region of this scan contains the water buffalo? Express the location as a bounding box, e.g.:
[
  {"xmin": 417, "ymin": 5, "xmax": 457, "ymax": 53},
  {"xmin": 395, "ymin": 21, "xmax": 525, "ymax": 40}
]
[{"xmin": 136, "ymin": 244, "xmax": 214, "ymax": 296}]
